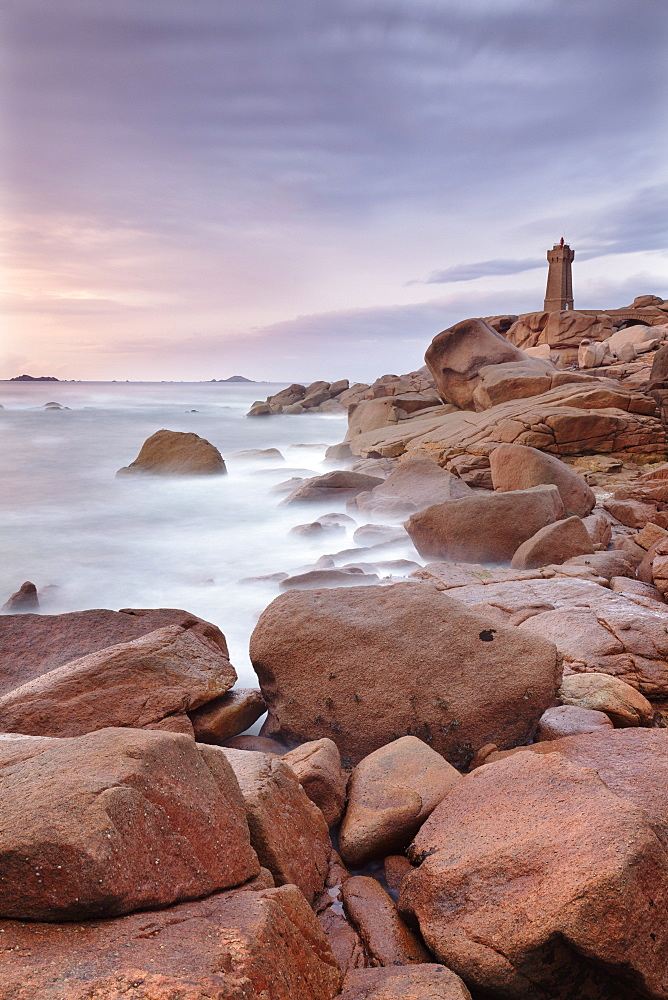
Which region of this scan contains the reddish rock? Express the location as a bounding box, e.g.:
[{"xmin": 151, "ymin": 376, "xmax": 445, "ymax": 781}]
[
  {"xmin": 0, "ymin": 883, "xmax": 342, "ymax": 1000},
  {"xmin": 0, "ymin": 606, "xmax": 231, "ymax": 695},
  {"xmin": 562, "ymin": 549, "xmax": 635, "ymax": 580},
  {"xmin": 216, "ymin": 747, "xmax": 331, "ymax": 903},
  {"xmin": 610, "ymin": 575, "xmax": 664, "ymax": 604},
  {"xmin": 342, "ymin": 876, "xmax": 431, "ymax": 967},
  {"xmin": 225, "ymin": 733, "xmax": 288, "ymax": 753},
  {"xmin": 116, "ymin": 428, "xmax": 226, "ymax": 476},
  {"xmin": 290, "ymin": 520, "xmax": 347, "ymax": 538},
  {"xmin": 582, "ymin": 510, "xmax": 612, "ymax": 548},
  {"xmin": 368, "ymin": 458, "xmax": 472, "ymax": 510},
  {"xmin": 384, "ymin": 855, "xmax": 415, "ymax": 898},
  {"xmin": 558, "ymin": 672, "xmax": 653, "ymax": 727},
  {"xmin": 536, "ymin": 704, "xmax": 614, "ymax": 741},
  {"xmin": 189, "ymin": 687, "xmax": 266, "ymax": 744},
  {"xmin": 425, "ymin": 317, "xmax": 540, "ymax": 409},
  {"xmin": 282, "ymin": 738, "xmax": 348, "ymax": 827},
  {"xmin": 144, "ymin": 712, "xmax": 195, "ymax": 736},
  {"xmin": 635, "ymin": 521, "xmax": 668, "ymax": 550},
  {"xmin": 489, "ymin": 443, "xmax": 595, "ymax": 517},
  {"xmin": 0, "ymin": 624, "xmax": 235, "ymax": 737},
  {"xmin": 0, "ymin": 727, "xmax": 258, "ymax": 921},
  {"xmin": 1, "ymin": 581, "xmax": 39, "ymax": 612},
  {"xmin": 339, "ymin": 737, "xmax": 462, "ymax": 867},
  {"xmin": 283, "ymin": 471, "xmax": 385, "ymax": 505},
  {"xmin": 405, "ymin": 485, "xmax": 565, "ymax": 563},
  {"xmin": 339, "ymin": 966, "xmax": 472, "ymax": 999},
  {"xmin": 250, "ymin": 583, "xmax": 560, "ymax": 768},
  {"xmin": 510, "ymin": 515, "xmax": 595, "ymax": 569},
  {"xmin": 281, "ymin": 569, "xmax": 380, "ymax": 591},
  {"xmin": 604, "ymin": 498, "xmax": 658, "ymax": 528},
  {"xmin": 353, "ymin": 524, "xmax": 408, "ymax": 546},
  {"xmin": 400, "ymin": 751, "xmax": 668, "ymax": 1000}
]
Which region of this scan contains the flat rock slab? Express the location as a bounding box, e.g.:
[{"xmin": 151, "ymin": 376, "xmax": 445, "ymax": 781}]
[
  {"xmin": 250, "ymin": 583, "xmax": 560, "ymax": 769},
  {"xmin": 0, "ymin": 884, "xmax": 342, "ymax": 1000},
  {"xmin": 0, "ymin": 727, "xmax": 257, "ymax": 921}
]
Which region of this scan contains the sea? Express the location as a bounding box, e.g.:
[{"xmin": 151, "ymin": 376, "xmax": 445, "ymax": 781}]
[{"xmin": 0, "ymin": 380, "xmax": 422, "ymax": 689}]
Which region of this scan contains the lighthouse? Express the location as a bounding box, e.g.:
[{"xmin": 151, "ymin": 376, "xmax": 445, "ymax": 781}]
[{"xmin": 544, "ymin": 237, "xmax": 574, "ymax": 312}]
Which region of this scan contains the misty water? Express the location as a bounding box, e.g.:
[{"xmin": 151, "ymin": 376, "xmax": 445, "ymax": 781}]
[{"xmin": 0, "ymin": 381, "xmax": 423, "ymax": 690}]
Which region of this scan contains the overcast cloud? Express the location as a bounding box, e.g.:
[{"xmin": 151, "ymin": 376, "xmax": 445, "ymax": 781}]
[{"xmin": 2, "ymin": 0, "xmax": 667, "ymax": 381}]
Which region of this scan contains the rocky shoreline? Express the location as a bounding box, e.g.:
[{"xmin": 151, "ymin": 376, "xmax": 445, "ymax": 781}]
[{"xmin": 3, "ymin": 296, "xmax": 668, "ymax": 999}]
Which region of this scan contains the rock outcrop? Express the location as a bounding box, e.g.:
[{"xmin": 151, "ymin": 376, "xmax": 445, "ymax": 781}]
[
  {"xmin": 117, "ymin": 429, "xmax": 226, "ymax": 475},
  {"xmin": 489, "ymin": 443, "xmax": 595, "ymax": 516},
  {"xmin": 250, "ymin": 583, "xmax": 560, "ymax": 768}
]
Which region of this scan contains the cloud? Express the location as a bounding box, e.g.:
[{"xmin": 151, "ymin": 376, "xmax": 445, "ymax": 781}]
[{"xmin": 416, "ymin": 257, "xmax": 541, "ymax": 284}]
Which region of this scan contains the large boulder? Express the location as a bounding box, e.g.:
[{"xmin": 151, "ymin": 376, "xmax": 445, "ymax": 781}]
[
  {"xmin": 282, "ymin": 738, "xmax": 348, "ymax": 827},
  {"xmin": 400, "ymin": 748, "xmax": 668, "ymax": 999},
  {"xmin": 116, "ymin": 429, "xmax": 226, "ymax": 475},
  {"xmin": 0, "ymin": 624, "xmax": 235, "ymax": 737},
  {"xmin": 216, "ymin": 747, "xmax": 331, "ymax": 903},
  {"xmin": 505, "ymin": 310, "xmax": 613, "ymax": 350},
  {"xmin": 341, "ymin": 876, "xmax": 431, "ymax": 966},
  {"xmin": 509, "ymin": 516, "xmax": 595, "ymax": 569},
  {"xmin": 339, "ymin": 736, "xmax": 462, "ymax": 867},
  {"xmin": 282, "ymin": 470, "xmax": 385, "ymax": 505},
  {"xmin": 424, "ymin": 317, "xmax": 550, "ymax": 409},
  {"xmin": 360, "ymin": 457, "xmax": 473, "ymax": 512},
  {"xmin": 189, "ymin": 687, "xmax": 266, "ymax": 744},
  {"xmin": 0, "ymin": 727, "xmax": 258, "ymax": 921},
  {"xmin": 489, "ymin": 443, "xmax": 595, "ymax": 517},
  {"xmin": 250, "ymin": 583, "xmax": 561, "ymax": 768},
  {"xmin": 339, "ymin": 966, "xmax": 472, "ymax": 1000},
  {"xmin": 405, "ymin": 485, "xmax": 565, "ymax": 563},
  {"xmin": 0, "ymin": 606, "xmax": 231, "ymax": 694},
  {"xmin": 0, "ymin": 883, "xmax": 342, "ymax": 1000}
]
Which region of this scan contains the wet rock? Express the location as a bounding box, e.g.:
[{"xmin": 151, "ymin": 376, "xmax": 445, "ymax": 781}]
[
  {"xmin": 248, "ymin": 401, "xmax": 272, "ymax": 416},
  {"xmin": 290, "ymin": 520, "xmax": 347, "ymax": 538},
  {"xmin": 319, "ymin": 511, "xmax": 357, "ymax": 528},
  {"xmin": 400, "ymin": 750, "xmax": 668, "ymax": 1000},
  {"xmin": 282, "ymin": 738, "xmax": 348, "ymax": 827},
  {"xmin": 216, "ymin": 747, "xmax": 331, "ymax": 903},
  {"xmin": 0, "ymin": 624, "xmax": 235, "ymax": 738},
  {"xmin": 405, "ymin": 485, "xmax": 565, "ymax": 563},
  {"xmin": 0, "ymin": 883, "xmax": 342, "ymax": 1000},
  {"xmin": 116, "ymin": 429, "xmax": 226, "ymax": 475},
  {"xmin": 339, "ymin": 736, "xmax": 462, "ymax": 867},
  {"xmin": 231, "ymin": 447, "xmax": 285, "ymax": 461},
  {"xmin": 0, "ymin": 727, "xmax": 258, "ymax": 921},
  {"xmin": 325, "ymin": 442, "xmax": 355, "ymax": 463},
  {"xmin": 510, "ymin": 515, "xmax": 595, "ymax": 569},
  {"xmin": 384, "ymin": 855, "xmax": 415, "ymax": 899},
  {"xmin": 489, "ymin": 443, "xmax": 595, "ymax": 516},
  {"xmin": 352, "ymin": 524, "xmax": 408, "ymax": 546},
  {"xmin": 353, "ymin": 492, "xmax": 419, "ymax": 518},
  {"xmin": 250, "ymin": 583, "xmax": 560, "ymax": 768},
  {"xmin": 558, "ymin": 672, "xmax": 653, "ymax": 727},
  {"xmin": 189, "ymin": 687, "xmax": 266, "ymax": 744},
  {"xmin": 338, "ymin": 966, "xmax": 473, "ymax": 1000},
  {"xmin": 536, "ymin": 704, "xmax": 614, "ymax": 741},
  {"xmin": 1, "ymin": 581, "xmax": 39, "ymax": 612},
  {"xmin": 283, "ymin": 471, "xmax": 385, "ymax": 505},
  {"xmin": 280, "ymin": 569, "xmax": 380, "ymax": 591},
  {"xmin": 342, "ymin": 876, "xmax": 431, "ymax": 966}
]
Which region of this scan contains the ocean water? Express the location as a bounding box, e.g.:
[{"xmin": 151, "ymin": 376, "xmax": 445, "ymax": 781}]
[{"xmin": 0, "ymin": 381, "xmax": 422, "ymax": 687}]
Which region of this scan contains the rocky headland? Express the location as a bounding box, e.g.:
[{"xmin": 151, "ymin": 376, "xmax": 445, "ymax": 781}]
[{"xmin": 4, "ymin": 293, "xmax": 668, "ymax": 999}]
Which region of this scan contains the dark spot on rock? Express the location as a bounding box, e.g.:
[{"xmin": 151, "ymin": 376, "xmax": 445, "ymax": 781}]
[{"xmin": 479, "ymin": 629, "xmax": 496, "ymax": 641}]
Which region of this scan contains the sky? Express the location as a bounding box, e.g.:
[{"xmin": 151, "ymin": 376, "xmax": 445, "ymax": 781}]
[{"xmin": 2, "ymin": 0, "xmax": 667, "ymax": 383}]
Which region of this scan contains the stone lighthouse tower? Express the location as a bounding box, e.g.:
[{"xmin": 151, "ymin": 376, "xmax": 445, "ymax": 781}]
[{"xmin": 544, "ymin": 237, "xmax": 574, "ymax": 311}]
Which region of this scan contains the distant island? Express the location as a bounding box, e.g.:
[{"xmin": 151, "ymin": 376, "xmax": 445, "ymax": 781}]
[
  {"xmin": 209, "ymin": 375, "xmax": 256, "ymax": 383},
  {"xmin": 10, "ymin": 374, "xmax": 60, "ymax": 381}
]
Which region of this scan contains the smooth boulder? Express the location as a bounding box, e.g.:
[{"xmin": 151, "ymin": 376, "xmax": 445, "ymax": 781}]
[
  {"xmin": 536, "ymin": 705, "xmax": 614, "ymax": 741},
  {"xmin": 283, "ymin": 470, "xmax": 384, "ymax": 505},
  {"xmin": 558, "ymin": 672, "xmax": 654, "ymax": 727},
  {"xmin": 400, "ymin": 749, "xmax": 668, "ymax": 1000},
  {"xmin": 116, "ymin": 429, "xmax": 226, "ymax": 475},
  {"xmin": 489, "ymin": 443, "xmax": 595, "ymax": 517},
  {"xmin": 0, "ymin": 727, "xmax": 258, "ymax": 921},
  {"xmin": 250, "ymin": 583, "xmax": 560, "ymax": 768},
  {"xmin": 339, "ymin": 966, "xmax": 472, "ymax": 1000},
  {"xmin": 339, "ymin": 736, "xmax": 462, "ymax": 867},
  {"xmin": 405, "ymin": 485, "xmax": 565, "ymax": 564},
  {"xmin": 282, "ymin": 738, "xmax": 348, "ymax": 827},
  {"xmin": 510, "ymin": 515, "xmax": 595, "ymax": 569},
  {"xmin": 424, "ymin": 317, "xmax": 543, "ymax": 409},
  {"xmin": 189, "ymin": 687, "xmax": 266, "ymax": 744}
]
